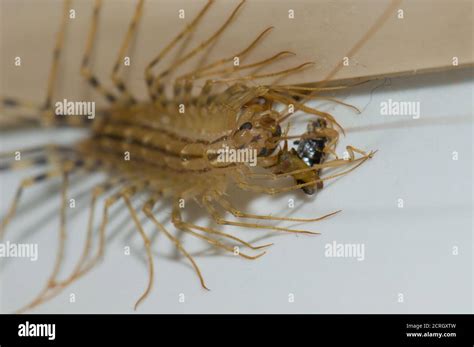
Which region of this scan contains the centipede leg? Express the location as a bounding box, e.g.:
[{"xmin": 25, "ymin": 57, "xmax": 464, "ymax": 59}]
[
  {"xmin": 172, "ymin": 200, "xmax": 272, "ymax": 250},
  {"xmin": 15, "ymin": 168, "xmax": 75, "ymax": 313},
  {"xmin": 213, "ymin": 193, "xmax": 341, "ymax": 223},
  {"xmin": 32, "ymin": 178, "xmax": 131, "ymax": 307},
  {"xmin": 195, "ymin": 51, "xmax": 296, "ymax": 81},
  {"xmin": 150, "ymin": 1, "xmax": 245, "ymax": 102},
  {"xmin": 122, "ymin": 191, "xmax": 155, "ymax": 310},
  {"xmin": 143, "ymin": 198, "xmax": 209, "ymax": 290},
  {"xmin": 81, "ymin": 0, "xmax": 118, "ymax": 104},
  {"xmin": 110, "ymin": 0, "xmax": 145, "ymax": 103},
  {"xmin": 1, "ymin": 159, "xmax": 85, "ymax": 240},
  {"xmin": 0, "ymin": 145, "xmax": 76, "ymax": 172},
  {"xmin": 67, "ymin": 177, "xmax": 126, "ymax": 279},
  {"xmin": 171, "ymin": 205, "xmax": 267, "ymax": 260},
  {"xmin": 201, "ymin": 196, "xmax": 319, "ymax": 235},
  {"xmin": 145, "ymin": 0, "xmax": 214, "ymax": 100},
  {"xmin": 176, "ymin": 26, "xmax": 274, "ymax": 81},
  {"xmin": 1, "ymin": 0, "xmax": 71, "ymax": 125},
  {"xmin": 23, "ymin": 181, "xmax": 150, "ymax": 312}
]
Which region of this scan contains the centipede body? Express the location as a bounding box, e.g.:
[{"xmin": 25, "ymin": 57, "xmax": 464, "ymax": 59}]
[{"xmin": 0, "ymin": 0, "xmax": 386, "ymax": 312}]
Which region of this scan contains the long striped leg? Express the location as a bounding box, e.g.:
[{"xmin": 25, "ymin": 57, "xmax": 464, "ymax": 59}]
[
  {"xmin": 16, "ymin": 170, "xmax": 71, "ymax": 313},
  {"xmin": 50, "ymin": 176, "xmax": 126, "ymax": 290},
  {"xmin": 145, "ymin": 0, "xmax": 214, "ymax": 101},
  {"xmin": 0, "ymin": 145, "xmax": 76, "ymax": 172},
  {"xmin": 151, "ymin": 1, "xmax": 245, "ymax": 102},
  {"xmin": 143, "ymin": 198, "xmax": 209, "ymax": 290},
  {"xmin": 110, "ymin": 0, "xmax": 145, "ymax": 103},
  {"xmin": 177, "ymin": 26, "xmax": 274, "ymax": 82},
  {"xmin": 81, "ymin": 0, "xmax": 118, "ymax": 104},
  {"xmin": 174, "ymin": 26, "xmax": 274, "ymax": 105},
  {"xmin": 1, "ymin": 159, "xmax": 84, "ymax": 240},
  {"xmin": 1, "ymin": 0, "xmax": 71, "ymax": 125},
  {"xmin": 35, "ymin": 177, "xmax": 125, "ymax": 308},
  {"xmin": 178, "ymin": 53, "xmax": 292, "ymax": 108},
  {"xmin": 191, "ymin": 51, "xmax": 296, "ymax": 81},
  {"xmin": 15, "ymin": 181, "xmax": 147, "ymax": 312},
  {"xmin": 217, "ymin": 61, "xmax": 314, "ymax": 84}
]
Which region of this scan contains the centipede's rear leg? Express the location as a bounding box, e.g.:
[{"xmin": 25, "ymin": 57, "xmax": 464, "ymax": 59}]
[
  {"xmin": 63, "ymin": 176, "xmax": 126, "ymax": 280},
  {"xmin": 22, "ymin": 177, "xmax": 126, "ymax": 311},
  {"xmin": 1, "ymin": 0, "xmax": 71, "ymax": 126},
  {"xmin": 0, "ymin": 144, "xmax": 76, "ymax": 172},
  {"xmin": 0, "ymin": 159, "xmax": 86, "ymax": 240},
  {"xmin": 16, "ymin": 180, "xmax": 153, "ymax": 312},
  {"xmin": 81, "ymin": 0, "xmax": 119, "ymax": 104},
  {"xmin": 109, "ymin": 0, "xmax": 145, "ymax": 104},
  {"xmin": 14, "ymin": 162, "xmax": 85, "ymax": 313}
]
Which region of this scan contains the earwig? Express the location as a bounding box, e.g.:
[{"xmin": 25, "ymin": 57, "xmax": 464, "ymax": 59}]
[{"xmin": 0, "ymin": 0, "xmax": 396, "ymax": 312}]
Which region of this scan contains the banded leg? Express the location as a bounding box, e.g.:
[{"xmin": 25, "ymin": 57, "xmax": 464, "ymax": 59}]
[
  {"xmin": 16, "ymin": 170, "xmax": 71, "ymax": 313},
  {"xmin": 1, "ymin": 0, "xmax": 71, "ymax": 125},
  {"xmin": 177, "ymin": 26, "xmax": 274, "ymax": 82},
  {"xmin": 145, "ymin": 0, "xmax": 214, "ymax": 100},
  {"xmin": 65, "ymin": 177, "xmax": 126, "ymax": 280},
  {"xmin": 15, "ymin": 180, "xmax": 147, "ymax": 313},
  {"xmin": 81, "ymin": 0, "xmax": 118, "ymax": 103},
  {"xmin": 194, "ymin": 51, "xmax": 296, "ymax": 81},
  {"xmin": 150, "ymin": 1, "xmax": 245, "ymax": 102},
  {"xmin": 110, "ymin": 0, "xmax": 145, "ymax": 103},
  {"xmin": 0, "ymin": 145, "xmax": 76, "ymax": 172},
  {"xmin": 1, "ymin": 159, "xmax": 85, "ymax": 240},
  {"xmin": 175, "ymin": 26, "xmax": 275, "ymax": 105}
]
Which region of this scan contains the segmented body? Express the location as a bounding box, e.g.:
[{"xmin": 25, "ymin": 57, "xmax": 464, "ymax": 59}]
[{"xmin": 77, "ymin": 84, "xmax": 274, "ymax": 199}]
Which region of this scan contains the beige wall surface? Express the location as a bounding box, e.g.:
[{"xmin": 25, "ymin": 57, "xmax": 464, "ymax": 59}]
[{"xmin": 1, "ymin": 0, "xmax": 473, "ymax": 103}]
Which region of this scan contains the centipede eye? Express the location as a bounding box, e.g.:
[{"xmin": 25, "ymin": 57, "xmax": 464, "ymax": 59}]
[{"xmin": 239, "ymin": 122, "xmax": 253, "ymax": 131}]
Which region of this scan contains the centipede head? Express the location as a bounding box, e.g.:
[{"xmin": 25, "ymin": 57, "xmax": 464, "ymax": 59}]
[{"xmin": 232, "ymin": 105, "xmax": 282, "ymax": 158}]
